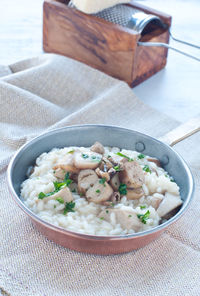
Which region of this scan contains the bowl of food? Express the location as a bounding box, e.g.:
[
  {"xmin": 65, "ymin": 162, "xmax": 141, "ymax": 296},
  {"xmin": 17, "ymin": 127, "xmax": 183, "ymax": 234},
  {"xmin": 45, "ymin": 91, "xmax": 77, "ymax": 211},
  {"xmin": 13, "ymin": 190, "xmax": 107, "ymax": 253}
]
[{"xmin": 7, "ymin": 124, "xmax": 194, "ymax": 254}]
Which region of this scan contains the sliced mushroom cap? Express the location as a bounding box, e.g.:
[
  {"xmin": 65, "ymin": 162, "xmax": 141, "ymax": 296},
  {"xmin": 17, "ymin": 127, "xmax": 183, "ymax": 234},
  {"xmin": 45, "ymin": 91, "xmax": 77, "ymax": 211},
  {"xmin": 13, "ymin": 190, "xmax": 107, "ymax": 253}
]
[
  {"xmin": 119, "ymin": 160, "xmax": 145, "ymax": 189},
  {"xmin": 147, "ymin": 157, "xmax": 161, "ymax": 167},
  {"xmin": 126, "ymin": 187, "xmax": 144, "ymax": 200},
  {"xmin": 148, "ymin": 194, "xmax": 163, "ymax": 210},
  {"xmin": 95, "ymin": 167, "xmax": 110, "ymax": 182},
  {"xmin": 53, "ymin": 154, "xmax": 79, "ymax": 174},
  {"xmin": 99, "ymin": 208, "xmax": 142, "ymax": 232},
  {"xmin": 90, "ymin": 142, "xmax": 105, "ymax": 155},
  {"xmin": 53, "ymin": 168, "xmax": 66, "ymax": 180},
  {"xmin": 74, "ymin": 151, "xmax": 102, "ymax": 170},
  {"xmin": 110, "ymin": 173, "xmax": 120, "ymax": 191},
  {"xmin": 78, "ymin": 169, "xmax": 98, "ymax": 195},
  {"xmin": 86, "ymin": 180, "xmax": 113, "ymax": 204},
  {"xmin": 157, "ymin": 192, "xmax": 182, "ymax": 218},
  {"xmin": 44, "ymin": 186, "xmax": 73, "ymax": 203}
]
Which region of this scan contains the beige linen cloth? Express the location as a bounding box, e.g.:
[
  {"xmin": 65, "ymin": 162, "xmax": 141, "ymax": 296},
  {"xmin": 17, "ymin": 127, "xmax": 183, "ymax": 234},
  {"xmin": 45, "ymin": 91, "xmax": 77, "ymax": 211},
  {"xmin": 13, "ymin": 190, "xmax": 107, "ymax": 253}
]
[{"xmin": 0, "ymin": 54, "xmax": 199, "ymax": 296}]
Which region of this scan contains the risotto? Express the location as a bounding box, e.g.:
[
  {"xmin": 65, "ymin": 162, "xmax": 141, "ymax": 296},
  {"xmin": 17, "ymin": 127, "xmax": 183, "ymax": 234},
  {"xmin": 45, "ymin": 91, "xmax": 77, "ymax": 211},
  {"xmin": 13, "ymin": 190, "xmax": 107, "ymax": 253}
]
[{"xmin": 21, "ymin": 142, "xmax": 182, "ymax": 236}]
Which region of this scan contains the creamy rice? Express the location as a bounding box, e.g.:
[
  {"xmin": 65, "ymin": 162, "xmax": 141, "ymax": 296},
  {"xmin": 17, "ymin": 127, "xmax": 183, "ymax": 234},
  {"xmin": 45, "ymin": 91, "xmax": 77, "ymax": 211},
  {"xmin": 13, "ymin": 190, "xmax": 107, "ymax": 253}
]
[{"xmin": 21, "ymin": 146, "xmax": 181, "ymax": 236}]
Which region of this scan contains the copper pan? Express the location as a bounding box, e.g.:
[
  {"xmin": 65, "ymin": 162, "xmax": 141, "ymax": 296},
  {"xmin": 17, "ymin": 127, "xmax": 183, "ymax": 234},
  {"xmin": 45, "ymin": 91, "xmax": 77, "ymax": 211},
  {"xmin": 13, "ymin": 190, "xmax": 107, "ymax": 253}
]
[{"xmin": 7, "ymin": 117, "xmax": 199, "ymax": 254}]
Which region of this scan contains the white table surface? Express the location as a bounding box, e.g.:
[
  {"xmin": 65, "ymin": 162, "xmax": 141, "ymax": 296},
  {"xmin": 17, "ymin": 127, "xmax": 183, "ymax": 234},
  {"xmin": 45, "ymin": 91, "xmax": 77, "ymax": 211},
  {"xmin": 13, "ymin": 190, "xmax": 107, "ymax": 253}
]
[{"xmin": 0, "ymin": 0, "xmax": 199, "ymax": 123}]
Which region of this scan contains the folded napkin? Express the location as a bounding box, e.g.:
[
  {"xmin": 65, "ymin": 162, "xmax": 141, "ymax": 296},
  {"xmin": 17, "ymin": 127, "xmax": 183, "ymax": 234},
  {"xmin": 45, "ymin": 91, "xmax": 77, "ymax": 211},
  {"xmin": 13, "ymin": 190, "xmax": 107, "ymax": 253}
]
[{"xmin": 0, "ymin": 54, "xmax": 199, "ymax": 296}]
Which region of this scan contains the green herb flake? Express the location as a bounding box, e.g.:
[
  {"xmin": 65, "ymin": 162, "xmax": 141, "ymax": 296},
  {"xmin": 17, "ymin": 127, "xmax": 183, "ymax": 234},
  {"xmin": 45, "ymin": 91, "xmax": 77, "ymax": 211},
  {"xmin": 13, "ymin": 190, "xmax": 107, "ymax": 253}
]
[
  {"xmin": 128, "ymin": 215, "xmax": 132, "ymax": 218},
  {"xmin": 170, "ymin": 177, "xmax": 175, "ymax": 182},
  {"xmin": 80, "ymin": 192, "xmax": 84, "ymax": 197},
  {"xmin": 107, "ymin": 155, "xmax": 111, "ymax": 158},
  {"xmin": 72, "ymin": 189, "xmax": 76, "ymax": 193},
  {"xmin": 111, "ymin": 202, "xmax": 115, "ymax": 207},
  {"xmin": 54, "ymin": 205, "xmax": 56, "ymax": 209},
  {"xmin": 119, "ymin": 183, "xmax": 127, "ymax": 195},
  {"xmin": 38, "ymin": 172, "xmax": 73, "ymax": 200},
  {"xmin": 140, "ymin": 205, "xmax": 146, "ymax": 209},
  {"xmin": 106, "ymin": 210, "xmax": 109, "ymax": 214},
  {"xmin": 116, "ymin": 152, "xmax": 133, "ymax": 162},
  {"xmin": 138, "ymin": 153, "xmax": 145, "ymax": 159},
  {"xmin": 68, "ymin": 150, "xmax": 75, "ymax": 154},
  {"xmin": 63, "ymin": 201, "xmax": 75, "ymax": 215},
  {"xmin": 53, "ymin": 170, "xmax": 56, "ymax": 174},
  {"xmin": 137, "ymin": 210, "xmax": 150, "ymax": 224},
  {"xmin": 99, "ymin": 178, "xmax": 106, "ymax": 185},
  {"xmin": 82, "ymin": 153, "xmax": 89, "ymax": 159},
  {"xmin": 96, "ymin": 189, "xmax": 101, "ymax": 193},
  {"xmin": 91, "ymin": 155, "xmax": 96, "ymax": 159},
  {"xmin": 100, "ymin": 217, "xmax": 104, "ymax": 220},
  {"xmin": 143, "ymin": 165, "xmax": 151, "ymax": 173},
  {"xmin": 114, "ymin": 165, "xmax": 120, "ymax": 171},
  {"xmin": 56, "ymin": 197, "xmax": 64, "ymax": 204},
  {"xmin": 38, "ymin": 192, "xmax": 46, "ymax": 199}
]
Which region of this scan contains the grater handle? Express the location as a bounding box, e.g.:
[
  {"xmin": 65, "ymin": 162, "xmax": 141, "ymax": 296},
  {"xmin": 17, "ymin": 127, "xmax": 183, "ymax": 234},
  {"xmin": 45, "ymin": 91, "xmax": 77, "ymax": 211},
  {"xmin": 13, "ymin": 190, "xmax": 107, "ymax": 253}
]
[
  {"xmin": 138, "ymin": 41, "xmax": 200, "ymax": 62},
  {"xmin": 169, "ymin": 29, "xmax": 200, "ymax": 50}
]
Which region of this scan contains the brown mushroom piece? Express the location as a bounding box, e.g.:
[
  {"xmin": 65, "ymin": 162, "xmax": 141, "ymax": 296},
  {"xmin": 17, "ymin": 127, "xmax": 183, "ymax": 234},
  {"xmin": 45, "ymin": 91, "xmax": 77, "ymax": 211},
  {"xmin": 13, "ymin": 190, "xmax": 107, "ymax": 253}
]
[
  {"xmin": 53, "ymin": 168, "xmax": 66, "ymax": 180},
  {"xmin": 147, "ymin": 157, "xmax": 161, "ymax": 167},
  {"xmin": 42, "ymin": 187, "xmax": 73, "ymax": 203},
  {"xmin": 53, "ymin": 154, "xmax": 79, "ymax": 174},
  {"xmin": 157, "ymin": 192, "xmax": 182, "ymax": 218},
  {"xmin": 90, "ymin": 141, "xmax": 105, "ymax": 155},
  {"xmin": 95, "ymin": 167, "xmax": 110, "ymax": 182},
  {"xmin": 148, "ymin": 194, "xmax": 163, "ymax": 210},
  {"xmin": 110, "ymin": 173, "xmax": 120, "ymax": 191},
  {"xmin": 78, "ymin": 169, "xmax": 98, "ymax": 195},
  {"xmin": 74, "ymin": 151, "xmax": 102, "ymax": 170},
  {"xmin": 119, "ymin": 160, "xmax": 145, "ymax": 189},
  {"xmin": 86, "ymin": 180, "xmax": 113, "ymax": 204},
  {"xmin": 126, "ymin": 187, "xmax": 144, "ymax": 200},
  {"xmin": 98, "ymin": 209, "xmax": 142, "ymax": 232}
]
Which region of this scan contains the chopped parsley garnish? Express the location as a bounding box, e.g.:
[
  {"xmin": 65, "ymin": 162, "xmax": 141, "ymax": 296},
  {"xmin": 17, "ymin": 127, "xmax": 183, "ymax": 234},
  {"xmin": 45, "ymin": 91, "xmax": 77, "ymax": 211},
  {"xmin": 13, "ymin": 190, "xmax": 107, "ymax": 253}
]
[
  {"xmin": 138, "ymin": 153, "xmax": 145, "ymax": 159},
  {"xmin": 107, "ymin": 155, "xmax": 111, "ymax": 158},
  {"xmin": 68, "ymin": 150, "xmax": 75, "ymax": 154},
  {"xmin": 111, "ymin": 202, "xmax": 115, "ymax": 207},
  {"xmin": 96, "ymin": 189, "xmax": 101, "ymax": 193},
  {"xmin": 38, "ymin": 172, "xmax": 72, "ymax": 199},
  {"xmin": 143, "ymin": 165, "xmax": 151, "ymax": 173},
  {"xmin": 72, "ymin": 189, "xmax": 76, "ymax": 193},
  {"xmin": 119, "ymin": 183, "xmax": 127, "ymax": 195},
  {"xmin": 63, "ymin": 201, "xmax": 75, "ymax": 215},
  {"xmin": 56, "ymin": 197, "xmax": 64, "ymax": 204},
  {"xmin": 82, "ymin": 153, "xmax": 89, "ymax": 159},
  {"xmin": 140, "ymin": 205, "xmax": 146, "ymax": 209},
  {"xmin": 54, "ymin": 205, "xmax": 56, "ymax": 209},
  {"xmin": 91, "ymin": 155, "xmax": 96, "ymax": 159},
  {"xmin": 137, "ymin": 210, "xmax": 150, "ymax": 224},
  {"xmin": 99, "ymin": 178, "xmax": 106, "ymax": 185},
  {"xmin": 80, "ymin": 192, "xmax": 84, "ymax": 197},
  {"xmin": 128, "ymin": 215, "xmax": 132, "ymax": 218},
  {"xmin": 106, "ymin": 210, "xmax": 109, "ymax": 214},
  {"xmin": 116, "ymin": 152, "xmax": 133, "ymax": 162},
  {"xmin": 100, "ymin": 217, "xmax": 104, "ymax": 220},
  {"xmin": 114, "ymin": 165, "xmax": 121, "ymax": 171}
]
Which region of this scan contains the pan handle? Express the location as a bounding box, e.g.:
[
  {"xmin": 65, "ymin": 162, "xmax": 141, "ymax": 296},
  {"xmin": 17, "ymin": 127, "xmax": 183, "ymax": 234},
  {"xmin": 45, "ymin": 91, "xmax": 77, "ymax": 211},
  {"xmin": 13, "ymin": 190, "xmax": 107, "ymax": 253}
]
[
  {"xmin": 159, "ymin": 116, "xmax": 200, "ymax": 147},
  {"xmin": 138, "ymin": 41, "xmax": 200, "ymax": 62}
]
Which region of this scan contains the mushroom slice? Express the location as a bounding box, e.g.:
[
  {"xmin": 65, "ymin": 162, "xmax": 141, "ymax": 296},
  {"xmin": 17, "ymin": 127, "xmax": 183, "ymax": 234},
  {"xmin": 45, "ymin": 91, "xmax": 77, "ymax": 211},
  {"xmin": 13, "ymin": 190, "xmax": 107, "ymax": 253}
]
[
  {"xmin": 53, "ymin": 154, "xmax": 79, "ymax": 174},
  {"xmin": 44, "ymin": 187, "xmax": 73, "ymax": 203},
  {"xmin": 99, "ymin": 208, "xmax": 142, "ymax": 232},
  {"xmin": 157, "ymin": 192, "xmax": 182, "ymax": 218},
  {"xmin": 53, "ymin": 168, "xmax": 66, "ymax": 180},
  {"xmin": 119, "ymin": 160, "xmax": 144, "ymax": 188},
  {"xmin": 74, "ymin": 151, "xmax": 102, "ymax": 170},
  {"xmin": 147, "ymin": 194, "xmax": 163, "ymax": 210},
  {"xmin": 126, "ymin": 187, "xmax": 144, "ymax": 200},
  {"xmin": 90, "ymin": 141, "xmax": 105, "ymax": 155},
  {"xmin": 147, "ymin": 157, "xmax": 161, "ymax": 167},
  {"xmin": 110, "ymin": 173, "xmax": 120, "ymax": 191},
  {"xmin": 95, "ymin": 168, "xmax": 110, "ymax": 182},
  {"xmin": 86, "ymin": 180, "xmax": 113, "ymax": 204},
  {"xmin": 78, "ymin": 169, "xmax": 98, "ymax": 195}
]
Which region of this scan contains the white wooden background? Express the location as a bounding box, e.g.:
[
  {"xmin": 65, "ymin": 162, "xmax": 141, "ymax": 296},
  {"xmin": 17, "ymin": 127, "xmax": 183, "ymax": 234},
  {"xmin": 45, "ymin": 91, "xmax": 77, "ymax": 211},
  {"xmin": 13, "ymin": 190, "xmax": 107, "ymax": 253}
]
[{"xmin": 0, "ymin": 0, "xmax": 200, "ymax": 122}]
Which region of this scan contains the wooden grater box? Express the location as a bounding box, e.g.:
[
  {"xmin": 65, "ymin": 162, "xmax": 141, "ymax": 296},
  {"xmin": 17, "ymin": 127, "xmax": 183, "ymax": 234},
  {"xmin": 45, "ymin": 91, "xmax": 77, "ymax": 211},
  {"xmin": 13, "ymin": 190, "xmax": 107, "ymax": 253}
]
[{"xmin": 43, "ymin": 0, "xmax": 172, "ymax": 87}]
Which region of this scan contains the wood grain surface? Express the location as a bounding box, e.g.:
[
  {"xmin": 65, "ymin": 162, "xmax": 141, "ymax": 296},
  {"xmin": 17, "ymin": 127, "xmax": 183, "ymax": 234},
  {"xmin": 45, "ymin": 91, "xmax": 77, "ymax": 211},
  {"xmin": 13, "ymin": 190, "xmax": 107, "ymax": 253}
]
[{"xmin": 43, "ymin": 0, "xmax": 171, "ymax": 86}]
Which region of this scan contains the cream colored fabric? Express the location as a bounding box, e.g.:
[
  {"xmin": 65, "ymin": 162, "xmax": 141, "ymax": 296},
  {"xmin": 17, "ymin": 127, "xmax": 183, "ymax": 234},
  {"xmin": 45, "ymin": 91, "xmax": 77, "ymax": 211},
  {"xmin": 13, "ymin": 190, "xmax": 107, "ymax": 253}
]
[{"xmin": 0, "ymin": 54, "xmax": 199, "ymax": 296}]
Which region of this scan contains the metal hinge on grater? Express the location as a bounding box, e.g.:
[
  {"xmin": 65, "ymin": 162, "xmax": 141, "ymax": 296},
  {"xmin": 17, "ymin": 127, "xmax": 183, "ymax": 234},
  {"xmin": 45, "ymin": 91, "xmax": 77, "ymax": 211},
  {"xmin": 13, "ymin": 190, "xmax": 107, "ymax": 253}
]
[{"xmin": 68, "ymin": 1, "xmax": 200, "ymax": 61}]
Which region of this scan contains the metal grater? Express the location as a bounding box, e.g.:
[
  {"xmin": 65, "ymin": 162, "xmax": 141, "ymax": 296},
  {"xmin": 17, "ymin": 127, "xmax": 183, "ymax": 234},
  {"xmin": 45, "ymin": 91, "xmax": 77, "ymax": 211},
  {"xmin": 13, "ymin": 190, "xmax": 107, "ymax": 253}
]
[{"xmin": 68, "ymin": 1, "xmax": 200, "ymax": 61}]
